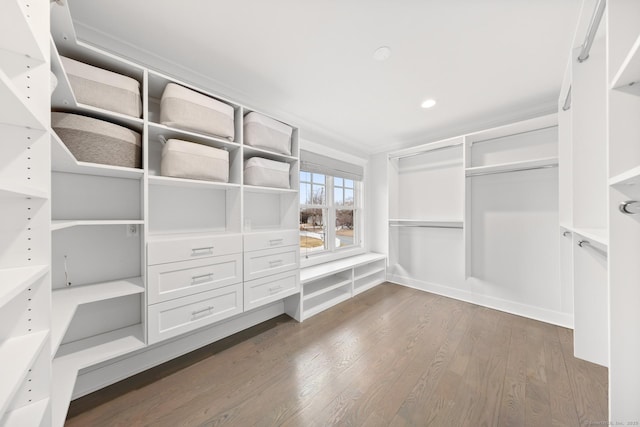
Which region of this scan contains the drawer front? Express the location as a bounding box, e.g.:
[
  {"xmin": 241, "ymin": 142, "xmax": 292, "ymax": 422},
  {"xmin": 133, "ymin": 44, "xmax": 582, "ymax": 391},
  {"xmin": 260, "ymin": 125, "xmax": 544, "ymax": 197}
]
[
  {"xmin": 244, "ymin": 245, "xmax": 299, "ymax": 281},
  {"xmin": 148, "ymin": 253, "xmax": 242, "ymax": 304},
  {"xmin": 148, "ymin": 234, "xmax": 242, "ymax": 265},
  {"xmin": 245, "ymin": 270, "xmax": 300, "ymax": 311},
  {"xmin": 243, "ymin": 230, "xmax": 299, "ymax": 252},
  {"xmin": 148, "ymin": 283, "xmax": 243, "ymax": 344}
]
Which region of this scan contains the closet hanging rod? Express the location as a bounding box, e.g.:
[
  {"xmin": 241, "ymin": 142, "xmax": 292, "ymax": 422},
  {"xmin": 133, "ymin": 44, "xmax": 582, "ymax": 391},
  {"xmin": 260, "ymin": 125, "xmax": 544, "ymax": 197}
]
[
  {"xmin": 389, "ymin": 142, "xmax": 463, "ymax": 160},
  {"xmin": 577, "ymin": 0, "xmax": 606, "ymax": 63},
  {"xmin": 389, "ymin": 224, "xmax": 463, "ymax": 229},
  {"xmin": 467, "ymin": 164, "xmax": 557, "ymax": 177},
  {"xmin": 562, "ymin": 86, "xmax": 572, "ymax": 111},
  {"xmin": 470, "ymin": 125, "xmax": 558, "ymax": 145}
]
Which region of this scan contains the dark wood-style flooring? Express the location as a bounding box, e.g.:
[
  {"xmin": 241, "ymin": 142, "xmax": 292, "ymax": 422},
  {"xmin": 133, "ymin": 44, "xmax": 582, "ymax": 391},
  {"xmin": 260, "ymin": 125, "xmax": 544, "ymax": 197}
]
[{"xmin": 66, "ymin": 283, "xmax": 608, "ymax": 426}]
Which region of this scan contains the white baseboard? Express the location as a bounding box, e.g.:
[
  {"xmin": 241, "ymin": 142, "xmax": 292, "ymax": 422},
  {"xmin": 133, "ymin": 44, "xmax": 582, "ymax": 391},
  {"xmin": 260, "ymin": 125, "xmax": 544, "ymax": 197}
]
[
  {"xmin": 72, "ymin": 301, "xmax": 285, "ymax": 400},
  {"xmin": 387, "ymin": 274, "xmax": 574, "ymax": 329}
]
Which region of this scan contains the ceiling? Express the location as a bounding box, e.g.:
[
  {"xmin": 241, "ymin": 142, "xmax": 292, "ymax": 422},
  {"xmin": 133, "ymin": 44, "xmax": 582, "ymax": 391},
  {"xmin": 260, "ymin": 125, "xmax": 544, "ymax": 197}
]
[{"xmin": 66, "ymin": 0, "xmax": 582, "ymax": 157}]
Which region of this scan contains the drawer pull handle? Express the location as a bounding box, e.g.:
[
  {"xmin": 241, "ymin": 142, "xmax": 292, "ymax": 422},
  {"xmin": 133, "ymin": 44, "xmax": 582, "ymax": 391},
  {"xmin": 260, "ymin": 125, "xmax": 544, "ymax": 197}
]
[
  {"xmin": 269, "ymin": 259, "xmax": 284, "ymax": 267},
  {"xmin": 192, "ymin": 273, "xmax": 213, "ymax": 282},
  {"xmin": 268, "ymin": 285, "xmax": 283, "ymax": 293},
  {"xmin": 192, "ymin": 306, "xmax": 214, "ymax": 316},
  {"xmin": 268, "ymin": 239, "xmax": 284, "ymax": 246},
  {"xmin": 192, "ymin": 246, "xmax": 214, "ymax": 253}
]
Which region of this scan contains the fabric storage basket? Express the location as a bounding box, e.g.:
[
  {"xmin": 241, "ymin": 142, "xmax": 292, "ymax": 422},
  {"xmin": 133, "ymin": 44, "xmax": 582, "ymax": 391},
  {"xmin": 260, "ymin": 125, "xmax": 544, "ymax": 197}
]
[
  {"xmin": 160, "ymin": 83, "xmax": 235, "ymax": 141},
  {"xmin": 52, "ymin": 112, "xmax": 142, "ymax": 168},
  {"xmin": 244, "ymin": 157, "xmax": 290, "ymax": 188},
  {"xmin": 161, "ymin": 139, "xmax": 229, "ymax": 182},
  {"xmin": 60, "ymin": 56, "xmax": 142, "ymax": 118},
  {"xmin": 243, "ymin": 112, "xmax": 293, "ymax": 155}
]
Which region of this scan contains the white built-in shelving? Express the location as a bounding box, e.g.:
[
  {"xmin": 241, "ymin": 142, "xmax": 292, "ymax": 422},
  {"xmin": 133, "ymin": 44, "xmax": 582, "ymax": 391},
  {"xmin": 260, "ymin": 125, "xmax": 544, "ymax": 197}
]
[
  {"xmin": 0, "ymin": 265, "xmax": 49, "ymax": 310},
  {"xmin": 610, "ymin": 33, "xmax": 640, "ymax": 95},
  {"xmin": 464, "ymin": 156, "xmax": 558, "ymax": 177},
  {"xmin": 2, "ymin": 397, "xmax": 50, "ymax": 427},
  {"xmin": 388, "ymin": 219, "xmax": 463, "ymax": 228},
  {"xmin": 51, "ymin": 219, "xmax": 145, "ymax": 231}
]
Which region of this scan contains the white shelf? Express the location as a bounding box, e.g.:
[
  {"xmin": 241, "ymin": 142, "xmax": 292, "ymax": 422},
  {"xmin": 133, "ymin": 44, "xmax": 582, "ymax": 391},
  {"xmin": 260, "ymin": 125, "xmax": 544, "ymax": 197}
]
[
  {"xmin": 51, "ymin": 277, "xmax": 144, "ymax": 356},
  {"xmin": 243, "ymin": 145, "xmax": 298, "ymax": 163},
  {"xmin": 50, "ymin": 40, "xmax": 144, "ymax": 131},
  {"xmin": 52, "ymin": 324, "xmax": 145, "ymax": 427},
  {"xmin": 301, "ymin": 253, "xmax": 387, "ymax": 283},
  {"xmin": 1, "ymin": 398, "xmax": 49, "ymax": 427},
  {"xmin": 611, "ymin": 33, "xmax": 640, "ymax": 96},
  {"xmin": 51, "ymin": 219, "xmax": 144, "ymax": 231},
  {"xmin": 354, "ymin": 267, "xmax": 385, "ymax": 282},
  {"xmin": 148, "ymin": 175, "xmax": 240, "ymax": 190},
  {"xmin": 0, "ymin": 2, "xmax": 45, "ymax": 61},
  {"xmin": 304, "ymin": 277, "xmax": 352, "ymax": 301},
  {"xmin": 0, "ymin": 68, "xmax": 46, "ymax": 130},
  {"xmin": 573, "ymin": 227, "xmax": 608, "ymax": 247},
  {"xmin": 388, "ymin": 219, "xmax": 463, "ymax": 228},
  {"xmin": 0, "ymin": 331, "xmax": 49, "ymax": 417},
  {"xmin": 353, "ymin": 274, "xmax": 385, "ymax": 296},
  {"xmin": 0, "ymin": 265, "xmax": 49, "ymax": 310},
  {"xmin": 609, "ymin": 165, "xmax": 640, "ymax": 187},
  {"xmin": 148, "ymin": 122, "xmax": 241, "ymax": 152},
  {"xmin": 466, "ymin": 157, "xmax": 558, "ymax": 177},
  {"xmin": 243, "ymin": 185, "xmax": 297, "ymax": 194},
  {"xmin": 0, "ymin": 184, "xmax": 47, "ymax": 200},
  {"xmin": 51, "ymin": 131, "xmax": 144, "ymax": 179},
  {"xmin": 303, "ymin": 288, "xmax": 351, "ymax": 319}
]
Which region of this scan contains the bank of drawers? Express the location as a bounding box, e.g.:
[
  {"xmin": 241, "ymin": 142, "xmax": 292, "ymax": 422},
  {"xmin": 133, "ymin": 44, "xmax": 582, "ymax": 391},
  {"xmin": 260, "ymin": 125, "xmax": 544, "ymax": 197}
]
[
  {"xmin": 243, "ymin": 231, "xmax": 300, "ymax": 310},
  {"xmin": 147, "ymin": 233, "xmax": 243, "ymax": 344}
]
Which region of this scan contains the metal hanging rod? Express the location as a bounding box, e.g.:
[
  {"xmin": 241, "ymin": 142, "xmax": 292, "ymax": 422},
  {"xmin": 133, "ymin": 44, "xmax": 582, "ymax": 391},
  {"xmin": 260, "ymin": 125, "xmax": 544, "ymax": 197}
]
[
  {"xmin": 389, "ymin": 224, "xmax": 463, "ymax": 229},
  {"xmin": 467, "ymin": 163, "xmax": 557, "ymax": 177},
  {"xmin": 562, "ymin": 86, "xmax": 572, "ymax": 111},
  {"xmin": 470, "ymin": 125, "xmax": 558, "ymax": 145},
  {"xmin": 577, "ymin": 0, "xmax": 607, "ymax": 63},
  {"xmin": 389, "ymin": 142, "xmax": 463, "ymax": 160}
]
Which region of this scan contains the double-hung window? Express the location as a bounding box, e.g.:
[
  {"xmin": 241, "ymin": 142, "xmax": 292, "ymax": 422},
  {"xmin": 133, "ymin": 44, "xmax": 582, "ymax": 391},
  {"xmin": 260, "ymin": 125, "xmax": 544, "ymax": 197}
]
[{"xmin": 299, "ymin": 150, "xmax": 363, "ymax": 259}]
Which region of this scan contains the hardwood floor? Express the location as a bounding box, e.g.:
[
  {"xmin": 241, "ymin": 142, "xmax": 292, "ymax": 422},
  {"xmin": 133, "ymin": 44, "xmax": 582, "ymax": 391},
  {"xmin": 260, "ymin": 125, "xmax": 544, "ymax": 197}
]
[{"xmin": 66, "ymin": 283, "xmax": 608, "ymax": 426}]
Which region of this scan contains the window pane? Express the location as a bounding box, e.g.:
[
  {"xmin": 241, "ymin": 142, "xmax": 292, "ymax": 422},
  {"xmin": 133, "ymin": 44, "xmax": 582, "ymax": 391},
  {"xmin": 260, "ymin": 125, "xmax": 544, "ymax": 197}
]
[
  {"xmin": 335, "ymin": 209, "xmax": 354, "ymax": 248},
  {"xmin": 312, "ymin": 173, "xmax": 325, "ymax": 184},
  {"xmin": 300, "ymin": 171, "xmax": 311, "ymax": 183},
  {"xmin": 344, "ymin": 188, "xmax": 354, "ymax": 206},
  {"xmin": 334, "ymin": 187, "xmax": 343, "ymax": 205},
  {"xmin": 300, "ymin": 183, "xmax": 310, "ymax": 205},
  {"xmin": 311, "ymin": 184, "xmax": 325, "ymax": 204},
  {"xmin": 334, "ymin": 177, "xmax": 343, "ymax": 187},
  {"xmin": 344, "ymin": 179, "xmax": 353, "ymax": 188},
  {"xmin": 300, "ymin": 208, "xmax": 327, "ymax": 256}
]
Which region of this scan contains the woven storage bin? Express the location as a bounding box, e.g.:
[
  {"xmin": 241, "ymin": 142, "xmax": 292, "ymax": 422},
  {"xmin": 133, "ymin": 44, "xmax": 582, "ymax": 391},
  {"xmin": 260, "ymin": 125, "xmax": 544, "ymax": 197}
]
[
  {"xmin": 244, "ymin": 157, "xmax": 290, "ymax": 188},
  {"xmin": 52, "ymin": 112, "xmax": 141, "ymax": 168},
  {"xmin": 244, "ymin": 112, "xmax": 292, "ymax": 155},
  {"xmin": 61, "ymin": 56, "xmax": 142, "ymax": 118},
  {"xmin": 161, "ymin": 139, "xmax": 229, "ymax": 182},
  {"xmin": 160, "ymin": 83, "xmax": 235, "ymax": 140}
]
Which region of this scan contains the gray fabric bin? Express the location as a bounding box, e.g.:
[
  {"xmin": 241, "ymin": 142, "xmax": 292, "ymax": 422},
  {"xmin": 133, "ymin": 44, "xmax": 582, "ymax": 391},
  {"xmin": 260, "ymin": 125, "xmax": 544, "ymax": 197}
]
[
  {"xmin": 244, "ymin": 112, "xmax": 293, "ymax": 155},
  {"xmin": 61, "ymin": 56, "xmax": 142, "ymax": 118},
  {"xmin": 52, "ymin": 112, "xmax": 142, "ymax": 169},
  {"xmin": 244, "ymin": 157, "xmax": 290, "ymax": 188},
  {"xmin": 161, "ymin": 139, "xmax": 229, "ymax": 182},
  {"xmin": 160, "ymin": 83, "xmax": 235, "ymax": 140}
]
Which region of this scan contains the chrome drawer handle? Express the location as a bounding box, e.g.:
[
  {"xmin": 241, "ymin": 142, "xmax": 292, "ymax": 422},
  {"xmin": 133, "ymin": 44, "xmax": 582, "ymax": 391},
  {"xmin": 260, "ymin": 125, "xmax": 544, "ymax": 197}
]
[
  {"xmin": 268, "ymin": 285, "xmax": 283, "ymax": 293},
  {"xmin": 268, "ymin": 239, "xmax": 283, "ymax": 246},
  {"xmin": 192, "ymin": 273, "xmax": 213, "ymax": 282},
  {"xmin": 192, "ymin": 306, "xmax": 214, "ymax": 316},
  {"xmin": 192, "ymin": 246, "xmax": 214, "ymax": 253},
  {"xmin": 268, "ymin": 259, "xmax": 284, "ymax": 267}
]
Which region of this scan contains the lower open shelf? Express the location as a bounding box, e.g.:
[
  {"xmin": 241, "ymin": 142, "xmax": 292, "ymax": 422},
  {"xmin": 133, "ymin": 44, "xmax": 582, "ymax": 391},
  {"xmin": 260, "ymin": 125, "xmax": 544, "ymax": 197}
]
[
  {"xmin": 303, "ymin": 287, "xmax": 351, "ymax": 320},
  {"xmin": 303, "ymin": 277, "xmax": 351, "ymax": 301},
  {"xmin": 1, "ymin": 398, "xmax": 49, "ymax": 427},
  {"xmin": 52, "ymin": 324, "xmax": 145, "ymax": 426},
  {"xmin": 354, "ymin": 271, "xmax": 386, "ymax": 295}
]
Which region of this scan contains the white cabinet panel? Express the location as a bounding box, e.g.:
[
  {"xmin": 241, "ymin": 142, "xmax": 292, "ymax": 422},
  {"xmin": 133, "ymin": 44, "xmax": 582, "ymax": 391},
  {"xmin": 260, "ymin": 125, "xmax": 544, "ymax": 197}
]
[
  {"xmin": 243, "ymin": 230, "xmax": 298, "ymax": 252},
  {"xmin": 243, "ymin": 245, "xmax": 299, "ymax": 282},
  {"xmin": 244, "ymin": 270, "xmax": 299, "ymax": 311},
  {"xmin": 147, "ymin": 233, "xmax": 241, "ymax": 265}
]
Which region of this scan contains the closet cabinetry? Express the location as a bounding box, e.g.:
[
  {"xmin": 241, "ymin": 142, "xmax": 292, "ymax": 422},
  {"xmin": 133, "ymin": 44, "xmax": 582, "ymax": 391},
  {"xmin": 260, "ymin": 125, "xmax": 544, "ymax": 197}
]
[{"xmin": 0, "ymin": 1, "xmax": 51, "ymax": 425}]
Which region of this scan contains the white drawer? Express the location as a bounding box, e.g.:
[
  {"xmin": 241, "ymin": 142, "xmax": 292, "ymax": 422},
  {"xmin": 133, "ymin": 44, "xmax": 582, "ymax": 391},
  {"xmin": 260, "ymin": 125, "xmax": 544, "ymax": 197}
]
[
  {"xmin": 148, "ymin": 283, "xmax": 243, "ymax": 344},
  {"xmin": 243, "ymin": 230, "xmax": 299, "ymax": 252},
  {"xmin": 148, "ymin": 253, "xmax": 242, "ymax": 304},
  {"xmin": 148, "ymin": 233, "xmax": 242, "ymax": 265},
  {"xmin": 244, "ymin": 270, "xmax": 300, "ymax": 311},
  {"xmin": 244, "ymin": 245, "xmax": 299, "ymax": 281}
]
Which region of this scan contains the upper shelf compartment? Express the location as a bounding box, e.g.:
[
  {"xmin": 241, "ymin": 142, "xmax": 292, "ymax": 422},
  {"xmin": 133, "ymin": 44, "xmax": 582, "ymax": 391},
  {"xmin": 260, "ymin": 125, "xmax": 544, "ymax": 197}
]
[
  {"xmin": 147, "ymin": 70, "xmax": 242, "ymax": 144},
  {"xmin": 611, "ymin": 34, "xmax": 640, "ymax": 96}
]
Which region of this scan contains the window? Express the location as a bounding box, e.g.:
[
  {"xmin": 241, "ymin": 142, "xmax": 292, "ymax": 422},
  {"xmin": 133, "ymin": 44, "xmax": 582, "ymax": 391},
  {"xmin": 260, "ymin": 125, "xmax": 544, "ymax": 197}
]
[{"xmin": 300, "ymin": 171, "xmax": 361, "ymax": 258}]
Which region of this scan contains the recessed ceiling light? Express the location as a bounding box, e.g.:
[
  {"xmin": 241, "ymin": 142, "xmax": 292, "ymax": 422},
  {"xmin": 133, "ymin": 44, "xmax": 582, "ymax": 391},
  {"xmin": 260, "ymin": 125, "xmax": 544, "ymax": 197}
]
[
  {"xmin": 373, "ymin": 46, "xmax": 391, "ymax": 61},
  {"xmin": 421, "ymin": 99, "xmax": 437, "ymax": 109}
]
